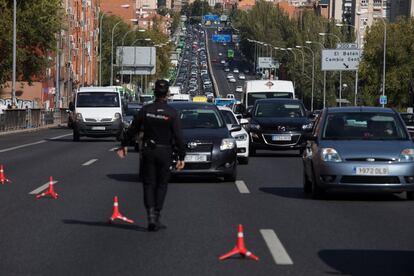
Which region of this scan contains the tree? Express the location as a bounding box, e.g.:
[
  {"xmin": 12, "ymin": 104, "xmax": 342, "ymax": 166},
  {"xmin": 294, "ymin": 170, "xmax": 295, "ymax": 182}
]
[{"xmin": 0, "ymin": 0, "xmax": 63, "ymax": 87}]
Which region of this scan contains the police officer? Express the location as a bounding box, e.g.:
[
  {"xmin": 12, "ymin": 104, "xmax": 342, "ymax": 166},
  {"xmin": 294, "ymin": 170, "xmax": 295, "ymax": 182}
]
[{"xmin": 118, "ymin": 79, "xmax": 185, "ymax": 231}]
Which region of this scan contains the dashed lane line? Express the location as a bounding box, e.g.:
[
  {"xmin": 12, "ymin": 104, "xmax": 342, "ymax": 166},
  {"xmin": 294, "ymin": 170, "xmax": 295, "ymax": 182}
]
[
  {"xmin": 235, "ymin": 180, "xmax": 250, "ymax": 194},
  {"xmin": 0, "ymin": 133, "xmax": 72, "ymax": 153},
  {"xmin": 260, "ymin": 229, "xmax": 294, "ymax": 265},
  {"xmin": 82, "ymin": 159, "xmax": 98, "ymax": 166},
  {"xmin": 109, "ymin": 147, "xmax": 118, "ymax": 152},
  {"xmin": 29, "ymin": 180, "xmax": 58, "ymax": 195}
]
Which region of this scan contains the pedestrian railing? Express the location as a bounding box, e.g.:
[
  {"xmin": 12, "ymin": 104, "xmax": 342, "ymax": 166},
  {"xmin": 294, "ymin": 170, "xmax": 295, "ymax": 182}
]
[{"xmin": 0, "ymin": 109, "xmax": 68, "ymax": 132}]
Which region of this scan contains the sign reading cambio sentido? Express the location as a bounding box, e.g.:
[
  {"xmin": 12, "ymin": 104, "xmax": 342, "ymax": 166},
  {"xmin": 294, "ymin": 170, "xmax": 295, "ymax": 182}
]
[{"xmin": 322, "ymin": 49, "xmax": 362, "ymax": 71}]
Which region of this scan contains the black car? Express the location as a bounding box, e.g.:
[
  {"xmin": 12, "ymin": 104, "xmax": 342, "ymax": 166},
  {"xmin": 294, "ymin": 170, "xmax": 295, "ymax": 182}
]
[
  {"xmin": 400, "ymin": 112, "xmax": 414, "ymax": 137},
  {"xmin": 169, "ymin": 102, "xmax": 240, "ymax": 181},
  {"xmin": 247, "ymin": 98, "xmax": 313, "ymax": 155}
]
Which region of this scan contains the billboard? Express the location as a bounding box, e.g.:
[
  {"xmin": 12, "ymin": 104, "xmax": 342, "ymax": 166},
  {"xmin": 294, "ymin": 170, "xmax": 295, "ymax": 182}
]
[
  {"xmin": 321, "ymin": 49, "xmax": 362, "ymax": 71},
  {"xmin": 212, "ymin": 34, "xmax": 231, "ymax": 43},
  {"xmin": 257, "ymin": 57, "xmax": 278, "ymax": 69},
  {"xmin": 116, "ymin": 46, "xmax": 156, "ymax": 75}
]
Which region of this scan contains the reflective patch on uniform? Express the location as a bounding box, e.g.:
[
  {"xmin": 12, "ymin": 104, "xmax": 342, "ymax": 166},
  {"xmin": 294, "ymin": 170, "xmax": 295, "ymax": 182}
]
[
  {"xmin": 147, "ymin": 113, "xmax": 169, "ymax": 120},
  {"xmin": 157, "ymin": 109, "xmax": 165, "ymax": 112}
]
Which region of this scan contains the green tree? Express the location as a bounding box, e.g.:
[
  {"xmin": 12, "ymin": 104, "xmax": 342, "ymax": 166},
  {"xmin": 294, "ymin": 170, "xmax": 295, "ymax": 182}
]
[{"xmin": 0, "ymin": 0, "xmax": 63, "ymax": 87}]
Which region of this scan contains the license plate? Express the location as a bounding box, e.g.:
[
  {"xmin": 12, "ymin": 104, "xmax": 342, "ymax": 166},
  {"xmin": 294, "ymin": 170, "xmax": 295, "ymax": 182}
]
[
  {"xmin": 91, "ymin": 126, "xmax": 105, "ymax": 130},
  {"xmin": 354, "ymin": 166, "xmax": 389, "ymax": 176},
  {"xmin": 185, "ymin": 154, "xmax": 208, "ymax": 163},
  {"xmin": 272, "ymin": 135, "xmax": 291, "ymax": 141}
]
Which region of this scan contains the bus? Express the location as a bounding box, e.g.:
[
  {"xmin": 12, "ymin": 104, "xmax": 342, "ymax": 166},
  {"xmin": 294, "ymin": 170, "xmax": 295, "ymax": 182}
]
[{"xmin": 242, "ymin": 80, "xmax": 295, "ymax": 107}]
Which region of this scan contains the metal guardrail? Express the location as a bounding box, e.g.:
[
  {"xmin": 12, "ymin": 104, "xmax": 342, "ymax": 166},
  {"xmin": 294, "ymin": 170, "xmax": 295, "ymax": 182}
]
[{"xmin": 0, "ymin": 109, "xmax": 68, "ymax": 132}]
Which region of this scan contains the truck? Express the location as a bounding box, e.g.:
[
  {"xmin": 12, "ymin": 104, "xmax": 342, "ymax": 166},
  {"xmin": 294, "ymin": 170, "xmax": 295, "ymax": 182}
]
[{"xmin": 242, "ymin": 80, "xmax": 295, "ymax": 108}]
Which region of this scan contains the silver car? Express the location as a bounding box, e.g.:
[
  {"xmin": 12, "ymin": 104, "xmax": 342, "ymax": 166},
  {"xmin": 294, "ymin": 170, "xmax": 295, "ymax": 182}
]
[{"xmin": 303, "ymin": 107, "xmax": 414, "ymax": 199}]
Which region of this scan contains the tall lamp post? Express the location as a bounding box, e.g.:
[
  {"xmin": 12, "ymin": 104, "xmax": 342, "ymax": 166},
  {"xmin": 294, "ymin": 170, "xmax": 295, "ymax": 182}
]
[
  {"xmin": 319, "ymin": 32, "xmax": 342, "ymax": 106},
  {"xmin": 99, "ymin": 13, "xmax": 105, "ymax": 86},
  {"xmin": 110, "ymin": 21, "xmax": 123, "ymax": 86},
  {"xmin": 297, "ymin": 45, "xmax": 315, "ymax": 111},
  {"xmin": 12, "ymin": 0, "xmax": 17, "ymax": 107},
  {"xmin": 357, "ymin": 11, "xmax": 387, "ymax": 107},
  {"xmin": 306, "ymin": 41, "xmax": 327, "ymax": 109}
]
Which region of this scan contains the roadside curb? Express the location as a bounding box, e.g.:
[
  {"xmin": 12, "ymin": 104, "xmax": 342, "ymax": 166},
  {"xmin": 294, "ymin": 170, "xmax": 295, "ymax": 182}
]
[{"xmin": 0, "ymin": 124, "xmax": 68, "ymax": 136}]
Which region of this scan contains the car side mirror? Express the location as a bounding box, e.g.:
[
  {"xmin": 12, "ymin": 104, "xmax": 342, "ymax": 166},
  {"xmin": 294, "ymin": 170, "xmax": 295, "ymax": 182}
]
[
  {"xmin": 68, "ymin": 102, "xmax": 75, "ymax": 112},
  {"xmin": 239, "ymin": 118, "xmax": 249, "ymax": 125},
  {"xmin": 229, "ymin": 124, "xmax": 242, "ymax": 132}
]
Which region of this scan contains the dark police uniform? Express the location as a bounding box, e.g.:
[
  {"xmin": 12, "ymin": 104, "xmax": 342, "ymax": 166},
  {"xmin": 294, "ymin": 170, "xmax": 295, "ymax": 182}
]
[{"xmin": 121, "ymin": 99, "xmax": 185, "ymax": 228}]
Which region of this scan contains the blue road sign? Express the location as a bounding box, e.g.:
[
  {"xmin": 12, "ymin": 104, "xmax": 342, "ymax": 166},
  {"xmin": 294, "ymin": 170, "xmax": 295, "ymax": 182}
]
[
  {"xmin": 203, "ymin": 15, "xmax": 220, "ymax": 22},
  {"xmin": 212, "ymin": 34, "xmax": 231, "ymax": 43},
  {"xmin": 380, "ymin": 95, "xmax": 387, "ymax": 105}
]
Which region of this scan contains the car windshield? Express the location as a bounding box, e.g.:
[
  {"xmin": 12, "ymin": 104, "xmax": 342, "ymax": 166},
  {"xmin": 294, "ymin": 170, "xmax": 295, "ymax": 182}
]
[
  {"xmin": 254, "ymin": 102, "xmax": 304, "ymax": 118},
  {"xmin": 76, "ymin": 92, "xmax": 120, "ymax": 108},
  {"xmin": 322, "ymin": 113, "xmax": 408, "ymax": 140},
  {"xmin": 179, "ymin": 108, "xmax": 224, "ymax": 129},
  {"xmin": 220, "ymin": 110, "xmax": 238, "ymax": 125},
  {"xmin": 248, "ymin": 92, "xmax": 293, "ymax": 106}
]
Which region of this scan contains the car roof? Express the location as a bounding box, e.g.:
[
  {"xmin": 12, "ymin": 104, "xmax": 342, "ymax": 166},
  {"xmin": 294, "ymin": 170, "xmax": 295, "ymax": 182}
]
[
  {"xmin": 168, "ymin": 102, "xmax": 217, "ymax": 109},
  {"xmin": 255, "ymin": 98, "xmax": 303, "ymax": 104},
  {"xmin": 326, "ymin": 106, "xmax": 395, "ymax": 114}
]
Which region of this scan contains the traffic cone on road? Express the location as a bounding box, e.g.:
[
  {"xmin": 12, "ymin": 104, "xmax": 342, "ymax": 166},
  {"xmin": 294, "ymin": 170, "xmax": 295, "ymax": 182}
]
[
  {"xmin": 219, "ymin": 224, "xmax": 259, "ymax": 261},
  {"xmin": 36, "ymin": 176, "xmax": 59, "ymax": 199},
  {"xmin": 108, "ymin": 196, "xmax": 134, "ymax": 224},
  {"xmin": 0, "ymin": 165, "xmax": 11, "ymax": 184}
]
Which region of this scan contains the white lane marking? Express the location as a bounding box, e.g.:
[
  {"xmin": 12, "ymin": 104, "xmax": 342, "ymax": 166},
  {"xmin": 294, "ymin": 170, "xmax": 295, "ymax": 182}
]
[
  {"xmin": 235, "ymin": 180, "xmax": 250, "ymax": 194},
  {"xmin": 29, "ymin": 180, "xmax": 58, "ymax": 195},
  {"xmin": 82, "ymin": 159, "xmax": 98, "ymax": 166},
  {"xmin": 109, "ymin": 147, "xmax": 118, "ymax": 152},
  {"xmin": 0, "ymin": 133, "xmax": 72, "ymax": 153},
  {"xmin": 260, "ymin": 229, "xmax": 293, "ymax": 265},
  {"xmin": 0, "ymin": 140, "xmax": 46, "ymax": 153},
  {"xmin": 50, "ymin": 134, "xmax": 72, "ymax": 140}
]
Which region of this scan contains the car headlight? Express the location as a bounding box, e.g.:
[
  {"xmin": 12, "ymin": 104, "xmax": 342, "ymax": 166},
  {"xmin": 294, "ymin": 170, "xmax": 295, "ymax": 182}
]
[
  {"xmin": 249, "ymin": 123, "xmax": 261, "ymax": 131},
  {"xmin": 234, "ymin": 133, "xmax": 248, "ymax": 141},
  {"xmin": 75, "ymin": 113, "xmax": 83, "ymax": 121},
  {"xmin": 321, "ymin": 148, "xmax": 342, "ymax": 162},
  {"xmin": 399, "ymin": 149, "xmax": 414, "ymax": 162},
  {"xmin": 302, "ymin": 122, "xmax": 313, "ymax": 130},
  {"xmin": 114, "ymin": 112, "xmax": 122, "ymax": 120},
  {"xmin": 220, "ymin": 138, "xmax": 236, "ymax": 151}
]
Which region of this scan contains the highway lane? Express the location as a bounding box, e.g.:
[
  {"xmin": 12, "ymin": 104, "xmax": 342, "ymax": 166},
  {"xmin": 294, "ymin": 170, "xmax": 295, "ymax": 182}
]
[{"xmin": 0, "ymin": 129, "xmax": 414, "ymax": 275}]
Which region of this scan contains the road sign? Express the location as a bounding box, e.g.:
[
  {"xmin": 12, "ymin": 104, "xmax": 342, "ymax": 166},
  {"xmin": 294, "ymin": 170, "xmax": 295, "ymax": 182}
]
[
  {"xmin": 212, "ymin": 34, "xmax": 231, "ymax": 43},
  {"xmin": 257, "ymin": 57, "xmax": 278, "ymax": 69},
  {"xmin": 227, "ymin": 49, "xmax": 234, "ymax": 58},
  {"xmin": 116, "ymin": 46, "xmax": 156, "ymax": 75},
  {"xmin": 380, "ymin": 95, "xmax": 387, "ymax": 105},
  {"xmin": 322, "ymin": 49, "xmax": 362, "ymax": 71},
  {"xmin": 220, "ymin": 15, "xmax": 228, "ymax": 21},
  {"xmin": 203, "ymin": 15, "xmax": 219, "ymax": 22},
  {"xmin": 336, "ymin": 43, "xmax": 358, "ymax": 49}
]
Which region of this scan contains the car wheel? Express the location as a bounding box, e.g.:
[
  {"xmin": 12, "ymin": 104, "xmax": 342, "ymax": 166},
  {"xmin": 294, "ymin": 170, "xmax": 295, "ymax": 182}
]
[
  {"xmin": 406, "ymin": 191, "xmax": 414, "ymax": 200},
  {"xmin": 134, "ymin": 143, "xmax": 140, "ymax": 152},
  {"xmin": 73, "ymin": 130, "xmax": 80, "ymax": 142},
  {"xmin": 311, "ymin": 166, "xmax": 324, "ymax": 199},
  {"xmin": 249, "ymin": 147, "xmax": 256, "ymax": 156},
  {"xmin": 238, "ymin": 157, "xmax": 249, "ymax": 165},
  {"xmin": 223, "ymin": 166, "xmax": 237, "ymax": 182},
  {"xmin": 299, "ymin": 148, "xmax": 304, "ymax": 156},
  {"xmin": 303, "ymin": 168, "xmax": 312, "ymax": 194}
]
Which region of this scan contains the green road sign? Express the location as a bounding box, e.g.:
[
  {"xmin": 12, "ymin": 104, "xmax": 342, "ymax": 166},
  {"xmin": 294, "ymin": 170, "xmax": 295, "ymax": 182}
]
[{"xmin": 227, "ymin": 49, "xmax": 234, "ymax": 58}]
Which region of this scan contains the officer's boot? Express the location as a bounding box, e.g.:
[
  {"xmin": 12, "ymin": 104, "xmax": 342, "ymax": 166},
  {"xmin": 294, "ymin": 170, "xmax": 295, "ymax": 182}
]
[
  {"xmin": 147, "ymin": 207, "xmax": 159, "ymax": 232},
  {"xmin": 155, "ymin": 209, "xmax": 167, "ymax": 230}
]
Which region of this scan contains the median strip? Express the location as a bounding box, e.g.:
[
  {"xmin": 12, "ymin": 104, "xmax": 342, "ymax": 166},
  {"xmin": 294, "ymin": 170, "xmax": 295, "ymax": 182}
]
[
  {"xmin": 260, "ymin": 229, "xmax": 293, "ymax": 265},
  {"xmin": 235, "ymin": 180, "xmax": 250, "ymax": 194},
  {"xmin": 82, "ymin": 159, "xmax": 98, "ymax": 166}
]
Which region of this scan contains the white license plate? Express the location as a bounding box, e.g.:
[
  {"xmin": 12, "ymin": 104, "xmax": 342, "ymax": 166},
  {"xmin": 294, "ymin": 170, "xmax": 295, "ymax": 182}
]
[
  {"xmin": 91, "ymin": 126, "xmax": 106, "ymax": 130},
  {"xmin": 354, "ymin": 166, "xmax": 389, "ymax": 176},
  {"xmin": 185, "ymin": 154, "xmax": 208, "ymax": 163},
  {"xmin": 272, "ymin": 135, "xmax": 291, "ymax": 141}
]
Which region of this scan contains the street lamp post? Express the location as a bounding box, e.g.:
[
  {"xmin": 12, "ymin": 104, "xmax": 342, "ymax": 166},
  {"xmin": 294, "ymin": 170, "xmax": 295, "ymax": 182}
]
[
  {"xmin": 98, "ymin": 13, "xmax": 105, "ymax": 86},
  {"xmin": 110, "ymin": 21, "xmax": 123, "ymax": 86},
  {"xmin": 297, "ymin": 45, "xmax": 315, "ymax": 111},
  {"xmin": 306, "ymin": 41, "xmax": 327, "ymax": 109},
  {"xmin": 12, "ymin": 0, "xmax": 17, "ymax": 107}
]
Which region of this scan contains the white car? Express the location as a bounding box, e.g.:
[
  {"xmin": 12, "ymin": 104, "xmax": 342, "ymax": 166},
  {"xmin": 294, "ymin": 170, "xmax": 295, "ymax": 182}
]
[
  {"xmin": 233, "ymin": 68, "xmax": 239, "ymax": 74},
  {"xmin": 226, "ymin": 73, "xmax": 234, "ymax": 79},
  {"xmin": 220, "ymin": 60, "xmax": 226, "ymax": 64},
  {"xmin": 218, "ymin": 52, "xmax": 223, "ymax": 56},
  {"xmin": 235, "ymin": 86, "xmax": 243, "ymax": 93},
  {"xmin": 229, "ymin": 77, "xmax": 236, "ymax": 83},
  {"xmin": 224, "ymin": 67, "xmax": 230, "ymax": 72},
  {"xmin": 218, "ymin": 106, "xmax": 249, "ymax": 164},
  {"xmin": 238, "ymin": 74, "xmax": 246, "ymax": 80}
]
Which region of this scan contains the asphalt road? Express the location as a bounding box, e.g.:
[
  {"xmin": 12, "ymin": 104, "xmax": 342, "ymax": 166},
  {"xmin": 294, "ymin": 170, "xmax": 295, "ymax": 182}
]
[{"xmin": 0, "ymin": 127, "xmax": 414, "ymax": 275}]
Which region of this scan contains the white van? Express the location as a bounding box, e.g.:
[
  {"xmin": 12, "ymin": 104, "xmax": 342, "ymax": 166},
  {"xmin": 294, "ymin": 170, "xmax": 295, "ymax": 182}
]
[
  {"xmin": 243, "ymin": 80, "xmax": 295, "ymax": 107},
  {"xmin": 70, "ymin": 86, "xmax": 123, "ymax": 141}
]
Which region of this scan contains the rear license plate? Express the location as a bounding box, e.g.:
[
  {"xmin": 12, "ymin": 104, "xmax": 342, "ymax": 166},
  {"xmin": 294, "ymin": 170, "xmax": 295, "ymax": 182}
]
[
  {"xmin": 354, "ymin": 166, "xmax": 389, "ymax": 176},
  {"xmin": 185, "ymin": 154, "xmax": 208, "ymax": 163},
  {"xmin": 272, "ymin": 135, "xmax": 291, "ymax": 141},
  {"xmin": 91, "ymin": 126, "xmax": 105, "ymax": 130}
]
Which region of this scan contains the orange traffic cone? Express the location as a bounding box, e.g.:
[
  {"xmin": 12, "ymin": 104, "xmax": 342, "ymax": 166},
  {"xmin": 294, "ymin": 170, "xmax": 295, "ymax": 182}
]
[
  {"xmin": 0, "ymin": 165, "xmax": 11, "ymax": 184},
  {"xmin": 36, "ymin": 176, "xmax": 59, "ymax": 199},
  {"xmin": 108, "ymin": 196, "xmax": 134, "ymax": 224},
  {"xmin": 219, "ymin": 224, "xmax": 259, "ymax": 261}
]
